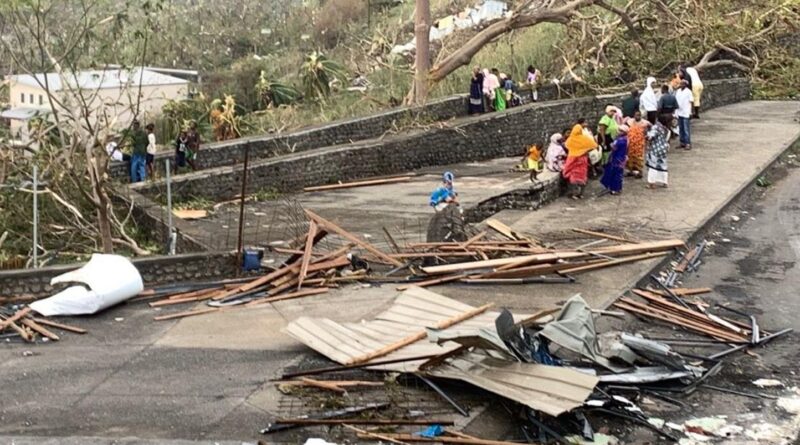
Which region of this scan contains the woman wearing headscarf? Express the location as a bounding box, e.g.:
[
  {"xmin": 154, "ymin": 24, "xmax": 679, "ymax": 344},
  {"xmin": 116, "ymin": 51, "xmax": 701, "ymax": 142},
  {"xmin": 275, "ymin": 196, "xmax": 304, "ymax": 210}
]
[
  {"xmin": 640, "ymin": 77, "xmax": 659, "ymax": 124},
  {"xmin": 625, "ymin": 111, "xmax": 649, "ymax": 178},
  {"xmin": 469, "ymin": 66, "xmax": 485, "ymax": 114},
  {"xmin": 562, "ymin": 119, "xmax": 598, "ymax": 200},
  {"xmin": 482, "ymin": 69, "xmax": 499, "ymax": 111},
  {"xmin": 645, "ymin": 114, "xmax": 672, "ymax": 188},
  {"xmin": 600, "ymin": 125, "xmax": 629, "ymax": 195},
  {"xmin": 491, "ymin": 68, "xmax": 506, "ymax": 111},
  {"xmin": 545, "ymin": 133, "xmax": 567, "ymax": 173},
  {"xmin": 598, "ymin": 105, "xmax": 620, "ymax": 164}
]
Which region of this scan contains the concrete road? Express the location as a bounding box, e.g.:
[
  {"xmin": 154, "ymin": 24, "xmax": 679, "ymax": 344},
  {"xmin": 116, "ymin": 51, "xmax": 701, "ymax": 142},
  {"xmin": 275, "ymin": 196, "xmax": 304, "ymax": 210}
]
[{"xmin": 1, "ymin": 101, "xmax": 798, "ymax": 444}]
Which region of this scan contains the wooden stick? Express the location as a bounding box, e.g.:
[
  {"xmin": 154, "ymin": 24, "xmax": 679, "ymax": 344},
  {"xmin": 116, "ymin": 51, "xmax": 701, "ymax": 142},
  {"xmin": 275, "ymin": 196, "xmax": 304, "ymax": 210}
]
[
  {"xmin": 486, "ymin": 219, "xmax": 527, "ymax": 242},
  {"xmin": 275, "ymin": 380, "xmax": 385, "ymax": 387},
  {"xmin": 356, "ymin": 432, "xmax": 521, "ymax": 445},
  {"xmin": 615, "ymin": 299, "xmax": 745, "ymax": 342},
  {"xmin": 406, "ymin": 240, "xmax": 533, "ymax": 248},
  {"xmin": 3, "ymin": 320, "xmax": 33, "ymax": 341},
  {"xmin": 154, "ymin": 307, "xmax": 218, "ymax": 321},
  {"xmin": 30, "ymin": 317, "xmax": 87, "ymax": 334},
  {"xmin": 305, "ymin": 209, "xmax": 403, "ymax": 266},
  {"xmin": 396, "ymin": 274, "xmax": 466, "ymax": 291},
  {"xmin": 391, "ymin": 252, "xmax": 479, "ymax": 259},
  {"xmin": 383, "ymin": 227, "xmax": 402, "ymax": 253},
  {"xmin": 277, "ymin": 418, "xmax": 453, "ymax": 426},
  {"xmin": 298, "ymin": 377, "xmax": 346, "ymax": 393},
  {"xmin": 19, "ymin": 318, "xmax": 60, "ymax": 341},
  {"xmin": 303, "ymin": 176, "xmax": 412, "ymax": 192},
  {"xmin": 558, "ymin": 252, "xmax": 668, "ymax": 274},
  {"xmin": 572, "ymin": 228, "xmax": 638, "ymax": 243},
  {"xmin": 297, "ymin": 220, "xmax": 318, "ymax": 290},
  {"xmin": 484, "ymin": 260, "xmax": 606, "ymax": 279},
  {"xmin": 461, "ymin": 230, "xmax": 487, "ymax": 248},
  {"xmin": 0, "ymin": 307, "xmax": 31, "ymax": 330},
  {"xmin": 347, "ymin": 425, "xmax": 411, "ymax": 445},
  {"xmin": 245, "ymin": 288, "xmax": 329, "ymax": 307},
  {"xmin": 347, "ymin": 303, "xmax": 493, "ymax": 365},
  {"xmin": 650, "ymin": 287, "xmax": 713, "ymax": 297}
]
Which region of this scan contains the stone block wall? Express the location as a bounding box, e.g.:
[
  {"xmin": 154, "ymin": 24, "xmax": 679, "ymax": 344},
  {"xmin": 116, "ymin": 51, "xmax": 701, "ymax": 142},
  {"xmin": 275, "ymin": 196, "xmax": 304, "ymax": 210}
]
[
  {"xmin": 0, "ymin": 251, "xmax": 238, "ymax": 299},
  {"xmin": 464, "ymin": 175, "xmax": 563, "ymax": 223},
  {"xmin": 133, "ymin": 78, "xmax": 749, "ymax": 203},
  {"xmin": 109, "ymin": 94, "xmax": 469, "ymax": 178}
]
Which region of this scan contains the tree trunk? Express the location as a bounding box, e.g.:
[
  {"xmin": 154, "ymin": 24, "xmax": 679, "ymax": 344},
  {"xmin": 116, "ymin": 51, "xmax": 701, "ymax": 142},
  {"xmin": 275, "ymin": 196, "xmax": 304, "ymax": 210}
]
[
  {"xmin": 91, "ymin": 148, "xmax": 115, "ymax": 254},
  {"xmin": 413, "ymin": 0, "xmax": 431, "ymax": 105},
  {"xmin": 428, "ymin": 0, "xmax": 596, "ymax": 83}
]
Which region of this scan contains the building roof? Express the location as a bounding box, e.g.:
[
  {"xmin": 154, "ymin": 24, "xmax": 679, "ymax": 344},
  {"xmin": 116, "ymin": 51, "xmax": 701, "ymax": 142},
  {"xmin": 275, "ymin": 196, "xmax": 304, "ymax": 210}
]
[
  {"xmin": 8, "ymin": 68, "xmax": 189, "ymax": 92},
  {"xmin": 0, "ymin": 107, "xmax": 45, "ymax": 121}
]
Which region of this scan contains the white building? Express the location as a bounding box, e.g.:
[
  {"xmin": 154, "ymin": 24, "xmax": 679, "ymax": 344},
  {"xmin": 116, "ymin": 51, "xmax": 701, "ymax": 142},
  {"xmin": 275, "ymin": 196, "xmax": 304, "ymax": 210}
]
[{"xmin": 1, "ymin": 67, "xmax": 190, "ymax": 142}]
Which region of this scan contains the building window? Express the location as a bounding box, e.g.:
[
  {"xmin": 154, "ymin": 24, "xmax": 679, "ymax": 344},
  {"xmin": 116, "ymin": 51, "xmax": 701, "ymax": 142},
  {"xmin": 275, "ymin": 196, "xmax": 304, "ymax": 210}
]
[
  {"xmin": 20, "ymin": 93, "xmax": 24, "ymax": 103},
  {"xmin": 29, "ymin": 94, "xmax": 34, "ymax": 103},
  {"xmin": 39, "ymin": 95, "xmax": 43, "ymax": 105}
]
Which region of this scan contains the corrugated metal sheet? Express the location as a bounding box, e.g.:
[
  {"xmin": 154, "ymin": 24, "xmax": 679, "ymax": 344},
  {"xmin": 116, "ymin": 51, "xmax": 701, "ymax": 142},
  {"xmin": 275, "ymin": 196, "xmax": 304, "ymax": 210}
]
[
  {"xmin": 285, "ymin": 286, "xmax": 504, "ymax": 372},
  {"xmin": 426, "ymin": 351, "xmax": 598, "ymax": 416}
]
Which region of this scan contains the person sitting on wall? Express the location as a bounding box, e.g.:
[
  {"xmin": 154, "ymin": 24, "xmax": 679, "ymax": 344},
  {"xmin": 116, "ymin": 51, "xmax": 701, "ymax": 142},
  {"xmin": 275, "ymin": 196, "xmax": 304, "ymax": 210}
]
[{"xmin": 429, "ymin": 171, "xmax": 458, "ymax": 211}]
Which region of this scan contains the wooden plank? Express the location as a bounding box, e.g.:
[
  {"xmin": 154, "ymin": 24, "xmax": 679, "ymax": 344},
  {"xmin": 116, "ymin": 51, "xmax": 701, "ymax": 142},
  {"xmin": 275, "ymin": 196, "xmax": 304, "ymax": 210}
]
[
  {"xmin": 2, "ymin": 319, "xmax": 33, "ymax": 341},
  {"xmin": 650, "ymin": 287, "xmax": 713, "ymax": 297},
  {"xmin": 303, "ymin": 176, "xmax": 412, "ymax": 192},
  {"xmin": 382, "ymin": 227, "xmax": 401, "ymax": 253},
  {"xmin": 246, "ymin": 288, "xmax": 329, "ymax": 307},
  {"xmin": 153, "ymin": 307, "xmax": 218, "ymax": 321},
  {"xmin": 406, "ymin": 240, "xmax": 533, "ymax": 248},
  {"xmin": 297, "ymin": 377, "xmax": 345, "ymax": 393},
  {"xmin": 461, "ymin": 231, "xmax": 487, "ymax": 248},
  {"xmin": 422, "ymin": 251, "xmax": 587, "ymax": 275},
  {"xmin": 172, "ymin": 209, "xmax": 208, "ymax": 220},
  {"xmin": 572, "ymin": 228, "xmax": 638, "ymax": 243},
  {"xmin": 305, "ymin": 209, "xmax": 403, "ymax": 266},
  {"xmin": 486, "ymin": 219, "xmax": 523, "ymax": 241},
  {"xmin": 483, "ymin": 260, "xmax": 606, "ymax": 279},
  {"xmin": 396, "ymin": 278, "xmax": 465, "ymax": 299},
  {"xmin": 356, "ymin": 432, "xmax": 520, "ymax": 445},
  {"xmin": 347, "ymin": 303, "xmax": 493, "ymax": 365},
  {"xmin": 675, "ymin": 248, "xmax": 698, "ymax": 273},
  {"xmin": 615, "ymin": 298, "xmax": 745, "ymax": 342},
  {"xmin": 558, "ymin": 252, "xmax": 668, "ymax": 274},
  {"xmin": 0, "ymin": 307, "xmax": 31, "ymax": 330},
  {"xmin": 632, "ymin": 289, "xmax": 749, "ymax": 336},
  {"xmin": 19, "ymin": 318, "xmax": 60, "ymax": 341},
  {"xmin": 391, "ymin": 252, "xmax": 478, "ymax": 259},
  {"xmin": 30, "ymin": 317, "xmax": 87, "ymax": 334},
  {"xmin": 297, "ymin": 220, "xmax": 318, "ymax": 290}
]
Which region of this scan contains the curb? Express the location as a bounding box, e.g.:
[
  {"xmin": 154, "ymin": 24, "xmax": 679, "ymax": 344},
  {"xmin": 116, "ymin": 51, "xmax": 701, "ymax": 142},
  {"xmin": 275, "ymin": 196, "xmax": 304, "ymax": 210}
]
[{"xmin": 598, "ymin": 124, "xmax": 800, "ymax": 310}]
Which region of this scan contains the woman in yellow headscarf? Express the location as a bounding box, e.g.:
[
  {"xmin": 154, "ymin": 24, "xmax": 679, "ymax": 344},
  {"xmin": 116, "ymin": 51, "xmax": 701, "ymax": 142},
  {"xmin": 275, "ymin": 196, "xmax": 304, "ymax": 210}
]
[{"xmin": 562, "ymin": 118, "xmax": 598, "ymax": 199}]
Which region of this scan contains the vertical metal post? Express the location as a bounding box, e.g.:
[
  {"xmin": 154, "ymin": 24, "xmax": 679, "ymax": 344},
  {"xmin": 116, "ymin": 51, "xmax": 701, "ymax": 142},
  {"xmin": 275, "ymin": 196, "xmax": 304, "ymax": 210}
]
[
  {"xmin": 165, "ymin": 159, "xmax": 175, "ymax": 255},
  {"xmin": 32, "ymin": 165, "xmax": 38, "ymax": 268},
  {"xmin": 236, "ymin": 144, "xmax": 250, "ymax": 262}
]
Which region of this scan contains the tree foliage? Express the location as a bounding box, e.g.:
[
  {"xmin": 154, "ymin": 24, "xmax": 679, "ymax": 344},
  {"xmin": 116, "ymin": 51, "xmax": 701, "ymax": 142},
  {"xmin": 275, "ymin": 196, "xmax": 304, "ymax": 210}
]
[{"xmin": 300, "ymin": 51, "xmax": 348, "ymax": 100}]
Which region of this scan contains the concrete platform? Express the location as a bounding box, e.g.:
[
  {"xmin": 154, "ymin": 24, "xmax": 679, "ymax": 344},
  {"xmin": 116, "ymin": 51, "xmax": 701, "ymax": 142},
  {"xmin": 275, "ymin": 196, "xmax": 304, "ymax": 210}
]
[{"xmin": 1, "ymin": 100, "xmax": 799, "ymax": 444}]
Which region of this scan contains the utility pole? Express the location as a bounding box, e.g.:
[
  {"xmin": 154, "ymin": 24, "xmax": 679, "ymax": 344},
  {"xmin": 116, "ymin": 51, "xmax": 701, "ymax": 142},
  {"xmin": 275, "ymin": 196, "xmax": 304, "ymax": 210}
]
[
  {"xmin": 32, "ymin": 165, "xmax": 38, "ymax": 268},
  {"xmin": 414, "ymin": 0, "xmax": 431, "ymax": 105},
  {"xmin": 236, "ymin": 144, "xmax": 251, "ymax": 264}
]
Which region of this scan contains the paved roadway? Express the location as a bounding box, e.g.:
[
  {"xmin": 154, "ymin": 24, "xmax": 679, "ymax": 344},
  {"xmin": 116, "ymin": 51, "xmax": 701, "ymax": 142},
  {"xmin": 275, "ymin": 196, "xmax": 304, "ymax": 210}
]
[{"xmin": 0, "ymin": 101, "xmax": 798, "ymax": 444}]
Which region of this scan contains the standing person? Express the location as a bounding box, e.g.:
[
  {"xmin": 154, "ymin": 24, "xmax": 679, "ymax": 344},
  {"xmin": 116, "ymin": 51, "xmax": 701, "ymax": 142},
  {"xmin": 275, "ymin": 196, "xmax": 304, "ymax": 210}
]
[
  {"xmin": 562, "ymin": 119, "xmax": 598, "ymax": 200},
  {"xmin": 469, "ymin": 66, "xmax": 485, "ymax": 114},
  {"xmin": 526, "ymin": 65, "xmax": 541, "ymax": 102},
  {"xmin": 545, "ymin": 132, "xmax": 567, "ymax": 173},
  {"xmin": 685, "ymin": 65, "xmax": 703, "ymax": 118},
  {"xmin": 598, "ymin": 105, "xmax": 619, "ymax": 164},
  {"xmin": 658, "ymin": 84, "xmax": 678, "ymax": 117},
  {"xmin": 621, "ymin": 89, "xmax": 640, "ymax": 118},
  {"xmin": 601, "ymin": 125, "xmax": 629, "ymax": 195},
  {"xmin": 625, "ymin": 111, "xmax": 649, "ymax": 178},
  {"xmin": 145, "ymin": 123, "xmax": 157, "ymax": 178},
  {"xmin": 645, "ymin": 115, "xmax": 671, "ymax": 188},
  {"xmin": 128, "ymin": 119, "xmax": 148, "ymax": 183},
  {"xmin": 491, "ymin": 68, "xmax": 506, "ymax": 111},
  {"xmin": 185, "ymin": 121, "xmax": 200, "ymax": 171},
  {"xmin": 174, "ymin": 129, "xmax": 189, "ymax": 173},
  {"xmin": 482, "ymin": 69, "xmax": 500, "ymax": 111},
  {"xmin": 640, "ymin": 77, "xmax": 658, "ymax": 124},
  {"xmin": 675, "ymin": 80, "xmax": 694, "ymax": 150}
]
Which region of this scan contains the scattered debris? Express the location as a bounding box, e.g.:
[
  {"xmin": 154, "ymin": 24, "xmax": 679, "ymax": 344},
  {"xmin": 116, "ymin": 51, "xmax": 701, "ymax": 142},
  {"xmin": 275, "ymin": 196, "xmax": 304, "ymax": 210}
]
[{"xmin": 754, "ymin": 379, "xmax": 784, "ymax": 388}]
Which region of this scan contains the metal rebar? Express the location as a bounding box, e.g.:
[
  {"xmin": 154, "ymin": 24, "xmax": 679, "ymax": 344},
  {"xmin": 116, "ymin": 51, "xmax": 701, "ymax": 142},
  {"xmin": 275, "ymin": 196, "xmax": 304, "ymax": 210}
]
[{"xmin": 416, "ymin": 374, "xmax": 470, "ymax": 417}]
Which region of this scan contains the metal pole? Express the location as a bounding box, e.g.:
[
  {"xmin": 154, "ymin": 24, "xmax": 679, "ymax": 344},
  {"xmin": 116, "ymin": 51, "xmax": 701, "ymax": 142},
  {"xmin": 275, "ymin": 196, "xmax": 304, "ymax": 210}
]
[
  {"xmin": 32, "ymin": 165, "xmax": 38, "ymax": 268},
  {"xmin": 236, "ymin": 144, "xmax": 250, "ymax": 261},
  {"xmin": 165, "ymin": 159, "xmax": 175, "ymax": 255}
]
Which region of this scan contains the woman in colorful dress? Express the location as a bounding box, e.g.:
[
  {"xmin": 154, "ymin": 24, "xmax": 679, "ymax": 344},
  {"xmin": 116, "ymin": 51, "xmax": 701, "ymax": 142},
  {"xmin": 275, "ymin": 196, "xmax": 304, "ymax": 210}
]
[
  {"xmin": 646, "ymin": 115, "xmax": 672, "ymax": 188},
  {"xmin": 600, "ymin": 125, "xmax": 629, "ymax": 195},
  {"xmin": 562, "ymin": 119, "xmax": 598, "ymax": 200},
  {"xmin": 625, "ymin": 111, "xmax": 649, "ymax": 178}
]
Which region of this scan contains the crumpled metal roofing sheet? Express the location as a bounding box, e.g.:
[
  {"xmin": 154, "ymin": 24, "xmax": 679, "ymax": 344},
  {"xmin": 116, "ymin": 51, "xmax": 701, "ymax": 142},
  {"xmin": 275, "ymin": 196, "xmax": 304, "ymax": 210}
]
[
  {"xmin": 426, "ymin": 351, "xmax": 599, "ymax": 416},
  {"xmin": 285, "ymin": 286, "xmax": 503, "ymax": 372}
]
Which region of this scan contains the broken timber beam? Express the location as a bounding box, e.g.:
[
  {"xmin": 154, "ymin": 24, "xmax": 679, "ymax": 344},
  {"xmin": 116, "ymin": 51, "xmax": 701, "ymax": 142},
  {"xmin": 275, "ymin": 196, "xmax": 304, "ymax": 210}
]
[
  {"xmin": 355, "ymin": 433, "xmax": 521, "ymax": 445},
  {"xmin": 558, "ymin": 252, "xmax": 668, "ymax": 274},
  {"xmin": 0, "ymin": 307, "xmax": 31, "ymax": 330},
  {"xmin": 297, "ymin": 220, "xmax": 318, "ymax": 289},
  {"xmin": 303, "ymin": 176, "xmax": 412, "ymax": 192},
  {"xmin": 30, "ymin": 317, "xmax": 86, "ymax": 334},
  {"xmin": 305, "ymin": 209, "xmax": 403, "ymax": 266},
  {"xmin": 154, "ymin": 307, "xmax": 218, "ymax": 321},
  {"xmin": 572, "ymin": 228, "xmax": 638, "ymax": 243}
]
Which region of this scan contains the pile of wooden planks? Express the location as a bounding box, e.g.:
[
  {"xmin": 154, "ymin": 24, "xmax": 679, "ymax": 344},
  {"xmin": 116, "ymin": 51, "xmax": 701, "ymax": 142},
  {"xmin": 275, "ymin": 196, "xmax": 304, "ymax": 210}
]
[
  {"xmin": 0, "ymin": 306, "xmax": 87, "ymax": 342},
  {"xmin": 614, "ymin": 288, "xmax": 764, "ymax": 343}
]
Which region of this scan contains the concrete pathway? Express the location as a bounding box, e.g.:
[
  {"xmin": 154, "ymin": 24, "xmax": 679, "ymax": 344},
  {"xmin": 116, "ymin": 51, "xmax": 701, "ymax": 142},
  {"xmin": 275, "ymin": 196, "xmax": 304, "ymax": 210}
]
[{"xmin": 1, "ymin": 101, "xmax": 798, "ymax": 444}]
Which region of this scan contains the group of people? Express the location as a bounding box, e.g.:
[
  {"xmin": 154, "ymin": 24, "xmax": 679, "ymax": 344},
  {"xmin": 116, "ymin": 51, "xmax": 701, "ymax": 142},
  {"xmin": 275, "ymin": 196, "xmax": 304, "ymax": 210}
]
[
  {"xmin": 538, "ymin": 65, "xmax": 704, "ymax": 199},
  {"xmin": 105, "ymin": 120, "xmax": 201, "ymax": 183},
  {"xmin": 469, "ymin": 65, "xmax": 542, "ymax": 114}
]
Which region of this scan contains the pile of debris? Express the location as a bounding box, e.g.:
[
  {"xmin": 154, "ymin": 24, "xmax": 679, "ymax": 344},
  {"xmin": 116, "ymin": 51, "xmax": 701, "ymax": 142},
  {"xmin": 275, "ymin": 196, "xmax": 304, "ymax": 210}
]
[
  {"xmin": 272, "ymin": 250, "xmax": 792, "ymax": 444},
  {"xmin": 142, "ymin": 210, "xmax": 683, "ymax": 321},
  {"xmin": 1, "ymin": 305, "xmax": 87, "ymax": 342}
]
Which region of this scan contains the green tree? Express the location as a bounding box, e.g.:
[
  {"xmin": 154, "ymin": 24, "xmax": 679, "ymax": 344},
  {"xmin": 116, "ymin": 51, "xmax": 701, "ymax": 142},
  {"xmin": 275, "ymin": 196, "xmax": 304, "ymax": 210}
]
[{"xmin": 300, "ymin": 51, "xmax": 348, "ymax": 101}]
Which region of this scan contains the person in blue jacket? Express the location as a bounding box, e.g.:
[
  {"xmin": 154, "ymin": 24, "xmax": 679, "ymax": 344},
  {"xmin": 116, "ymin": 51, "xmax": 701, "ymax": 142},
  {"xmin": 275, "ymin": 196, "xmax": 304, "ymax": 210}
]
[{"xmin": 429, "ymin": 171, "xmax": 457, "ymax": 211}]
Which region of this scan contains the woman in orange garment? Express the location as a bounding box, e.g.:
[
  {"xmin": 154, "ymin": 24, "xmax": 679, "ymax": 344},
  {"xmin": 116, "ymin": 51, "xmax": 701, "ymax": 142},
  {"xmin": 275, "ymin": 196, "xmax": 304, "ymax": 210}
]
[{"xmin": 562, "ymin": 118, "xmax": 598, "ymax": 200}]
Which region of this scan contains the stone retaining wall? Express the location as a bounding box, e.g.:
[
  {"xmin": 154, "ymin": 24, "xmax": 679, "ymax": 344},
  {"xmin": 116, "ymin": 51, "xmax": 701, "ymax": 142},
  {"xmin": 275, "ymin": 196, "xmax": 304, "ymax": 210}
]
[
  {"xmin": 134, "ymin": 78, "xmax": 750, "ymax": 203},
  {"xmin": 464, "ymin": 175, "xmax": 563, "ymax": 223},
  {"xmin": 109, "ymin": 94, "xmax": 470, "ymax": 178},
  {"xmin": 0, "ymin": 251, "xmax": 238, "ymax": 299}
]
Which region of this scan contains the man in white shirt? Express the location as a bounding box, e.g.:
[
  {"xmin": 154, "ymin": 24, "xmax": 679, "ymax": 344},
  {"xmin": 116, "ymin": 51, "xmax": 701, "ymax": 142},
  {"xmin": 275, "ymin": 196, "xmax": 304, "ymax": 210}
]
[
  {"xmin": 145, "ymin": 123, "xmax": 157, "ymax": 178},
  {"xmin": 675, "ymin": 80, "xmax": 694, "ymax": 150}
]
